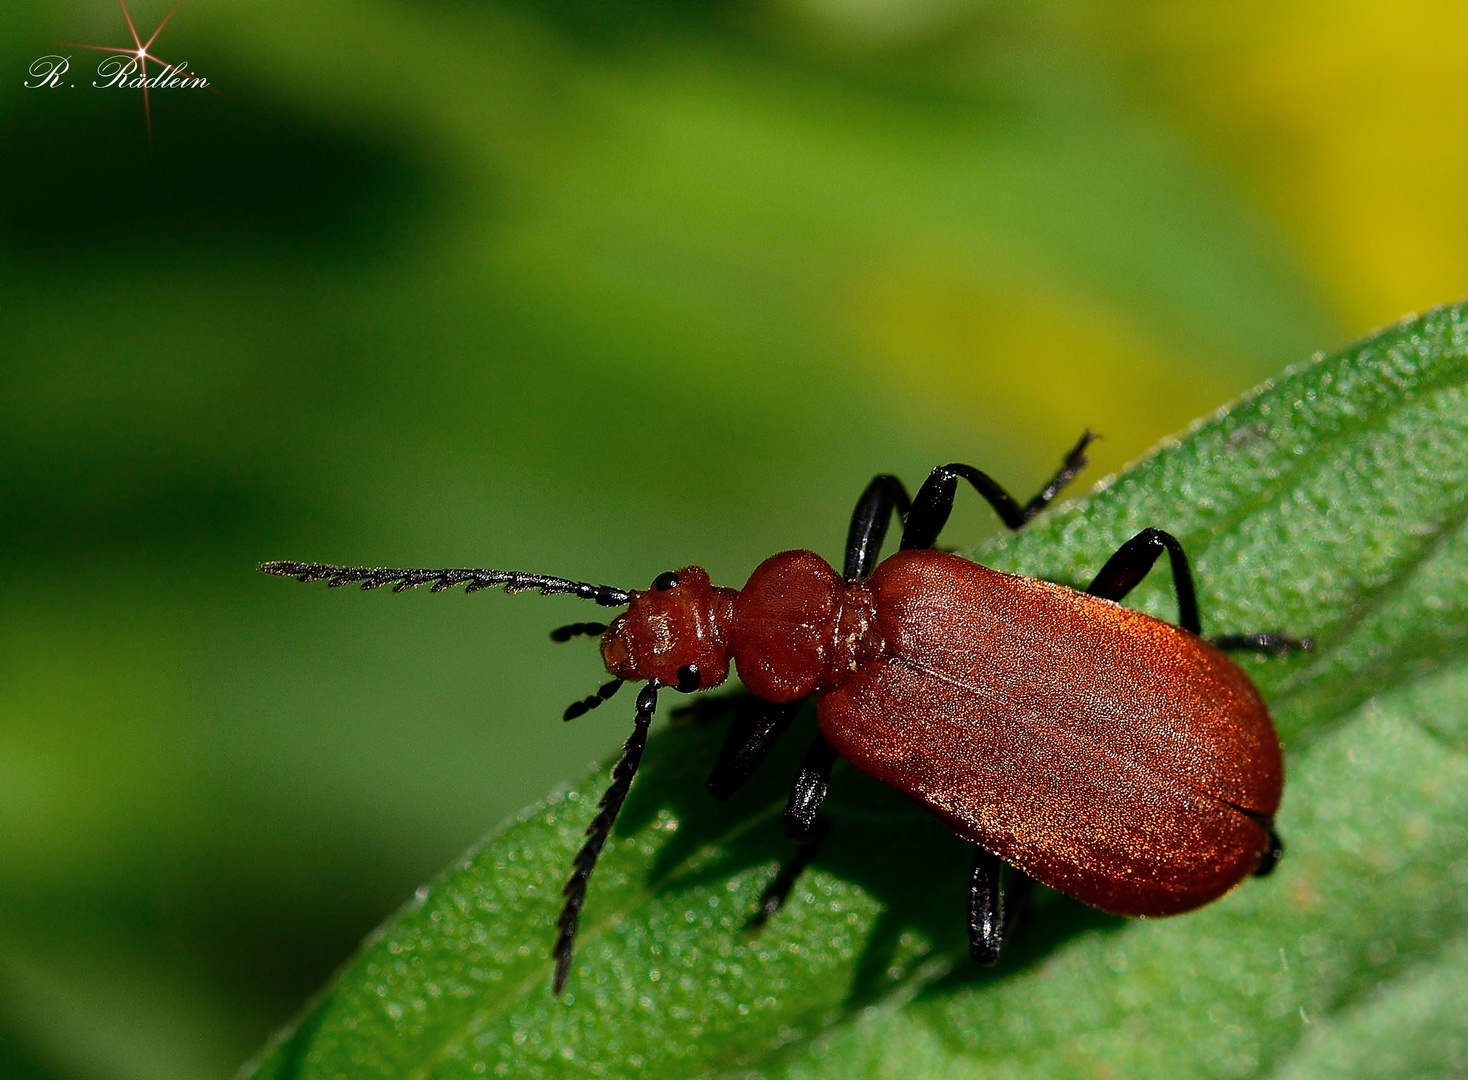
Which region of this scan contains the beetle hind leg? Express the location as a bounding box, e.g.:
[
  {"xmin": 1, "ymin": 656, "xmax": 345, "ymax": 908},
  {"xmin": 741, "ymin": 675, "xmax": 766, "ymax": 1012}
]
[
  {"xmin": 1254, "ymin": 823, "xmax": 1285, "ymax": 877},
  {"xmin": 1087, "ymin": 531, "xmax": 1315, "ymax": 649},
  {"xmin": 1086, "ymin": 527, "xmax": 1202, "ymax": 633},
  {"xmin": 1212, "ymin": 633, "xmax": 1314, "ymax": 657},
  {"xmin": 969, "ymin": 845, "xmax": 1032, "ymax": 964}
]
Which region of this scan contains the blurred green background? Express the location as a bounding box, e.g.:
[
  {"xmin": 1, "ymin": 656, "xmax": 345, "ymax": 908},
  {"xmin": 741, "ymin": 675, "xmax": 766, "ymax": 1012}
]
[{"xmin": 0, "ymin": 1, "xmax": 1464, "ymax": 1076}]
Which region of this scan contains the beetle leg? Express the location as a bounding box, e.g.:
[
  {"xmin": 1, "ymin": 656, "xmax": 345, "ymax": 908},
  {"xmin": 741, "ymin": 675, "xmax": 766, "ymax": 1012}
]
[
  {"xmin": 552, "ymin": 684, "xmax": 659, "ymax": 995},
  {"xmin": 705, "ymin": 698, "xmax": 804, "ymax": 799},
  {"xmin": 751, "ymin": 818, "xmax": 831, "ymax": 927},
  {"xmin": 1254, "ymin": 822, "xmax": 1285, "ymax": 876},
  {"xmin": 784, "ymin": 734, "xmax": 838, "ymax": 838},
  {"xmin": 900, "ymin": 431, "xmax": 1096, "ymax": 550},
  {"xmin": 969, "ymin": 846, "xmax": 1033, "ymax": 964},
  {"xmin": 1211, "ymin": 632, "xmax": 1314, "ymax": 656},
  {"xmin": 969, "ymin": 845, "xmax": 1006, "ymax": 963},
  {"xmin": 1086, "ymin": 527, "xmax": 1202, "ymax": 635},
  {"xmin": 747, "ymin": 737, "xmax": 837, "ymax": 927},
  {"xmin": 845, "ymin": 475, "xmax": 913, "ymax": 580}
]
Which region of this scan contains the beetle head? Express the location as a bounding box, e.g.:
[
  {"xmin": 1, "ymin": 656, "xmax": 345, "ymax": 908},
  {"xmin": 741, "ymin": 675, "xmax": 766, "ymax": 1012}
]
[{"xmin": 601, "ymin": 566, "xmax": 737, "ymax": 692}]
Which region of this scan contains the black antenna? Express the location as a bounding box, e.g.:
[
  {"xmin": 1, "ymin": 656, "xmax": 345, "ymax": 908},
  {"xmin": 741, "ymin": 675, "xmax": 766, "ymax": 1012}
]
[
  {"xmin": 258, "ymin": 562, "xmax": 632, "ymax": 607},
  {"xmin": 563, "ymin": 679, "xmax": 623, "ymax": 721},
  {"xmin": 553, "ymin": 683, "xmax": 659, "ymax": 995}
]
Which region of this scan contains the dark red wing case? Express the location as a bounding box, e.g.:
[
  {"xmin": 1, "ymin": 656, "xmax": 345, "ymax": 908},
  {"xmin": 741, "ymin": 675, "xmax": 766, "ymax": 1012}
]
[{"xmin": 818, "ymin": 550, "xmax": 1282, "ymax": 916}]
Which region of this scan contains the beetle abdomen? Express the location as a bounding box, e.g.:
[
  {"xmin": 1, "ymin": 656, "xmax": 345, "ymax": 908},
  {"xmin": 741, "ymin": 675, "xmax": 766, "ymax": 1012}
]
[{"xmin": 816, "ymin": 549, "xmax": 1283, "ymax": 916}]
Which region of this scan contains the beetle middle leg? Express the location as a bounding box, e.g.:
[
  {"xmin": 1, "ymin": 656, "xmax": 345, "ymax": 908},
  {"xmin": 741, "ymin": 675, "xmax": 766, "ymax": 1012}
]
[
  {"xmin": 1088, "ymin": 528, "xmax": 1312, "ymax": 653},
  {"xmin": 752, "ymin": 437, "xmax": 1093, "ymax": 928},
  {"xmin": 747, "ymin": 734, "xmax": 838, "ymax": 924},
  {"xmin": 751, "ymin": 437, "xmax": 1094, "ymax": 928},
  {"xmin": 712, "ymin": 451, "xmax": 945, "ymax": 801},
  {"xmin": 784, "ymin": 733, "xmax": 838, "ymax": 837},
  {"xmin": 711, "ymin": 433, "xmax": 1092, "ymax": 800},
  {"xmin": 900, "ymin": 430, "xmax": 1096, "ymax": 551}
]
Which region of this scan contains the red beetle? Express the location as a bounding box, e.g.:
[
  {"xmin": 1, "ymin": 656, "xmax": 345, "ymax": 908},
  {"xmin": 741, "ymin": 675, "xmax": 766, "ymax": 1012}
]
[{"xmin": 262, "ymin": 433, "xmax": 1307, "ymax": 994}]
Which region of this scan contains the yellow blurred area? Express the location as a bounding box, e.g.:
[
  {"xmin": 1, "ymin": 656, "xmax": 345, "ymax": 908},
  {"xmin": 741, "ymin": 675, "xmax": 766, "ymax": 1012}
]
[
  {"xmin": 851, "ymin": 265, "xmax": 1239, "ymax": 474},
  {"xmin": 799, "ymin": 0, "xmax": 1468, "ymax": 460},
  {"xmin": 1099, "ymin": 0, "xmax": 1468, "ymax": 331}
]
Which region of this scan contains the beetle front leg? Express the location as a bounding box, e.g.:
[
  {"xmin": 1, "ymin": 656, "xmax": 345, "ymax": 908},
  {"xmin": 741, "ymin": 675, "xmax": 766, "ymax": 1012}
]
[
  {"xmin": 552, "ymin": 684, "xmax": 660, "ymax": 994},
  {"xmin": 844, "ymin": 475, "xmax": 912, "ymax": 581},
  {"xmin": 900, "ymin": 431, "xmax": 1096, "ymax": 550}
]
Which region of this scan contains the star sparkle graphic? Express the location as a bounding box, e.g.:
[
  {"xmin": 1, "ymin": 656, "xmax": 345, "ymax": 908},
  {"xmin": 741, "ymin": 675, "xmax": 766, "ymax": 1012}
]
[{"xmin": 64, "ymin": 0, "xmax": 206, "ymax": 145}]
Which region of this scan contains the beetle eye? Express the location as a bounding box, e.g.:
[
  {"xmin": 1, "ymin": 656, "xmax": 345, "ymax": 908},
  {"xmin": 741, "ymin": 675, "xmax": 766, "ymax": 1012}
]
[
  {"xmin": 675, "ymin": 664, "xmax": 700, "ymax": 693},
  {"xmin": 653, "ymin": 571, "xmax": 680, "ymax": 591}
]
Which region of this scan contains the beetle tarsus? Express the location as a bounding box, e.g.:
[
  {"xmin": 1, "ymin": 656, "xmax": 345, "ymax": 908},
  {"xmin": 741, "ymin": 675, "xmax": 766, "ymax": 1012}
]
[
  {"xmin": 1211, "ymin": 633, "xmax": 1314, "ymax": 656},
  {"xmin": 562, "ymin": 679, "xmax": 623, "ymax": 721},
  {"xmin": 552, "ymin": 684, "xmax": 658, "ymax": 995},
  {"xmin": 1021, "ymin": 429, "xmax": 1098, "ymax": 522},
  {"xmin": 551, "ymin": 621, "xmax": 607, "ymax": 643}
]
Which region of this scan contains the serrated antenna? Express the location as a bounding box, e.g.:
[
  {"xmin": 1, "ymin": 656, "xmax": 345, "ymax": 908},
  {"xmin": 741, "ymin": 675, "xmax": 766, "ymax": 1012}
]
[{"xmin": 258, "ymin": 562, "xmax": 632, "ymax": 607}]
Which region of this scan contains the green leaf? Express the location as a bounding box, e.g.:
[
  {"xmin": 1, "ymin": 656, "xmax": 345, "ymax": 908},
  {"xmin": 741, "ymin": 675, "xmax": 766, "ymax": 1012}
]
[{"xmin": 243, "ymin": 303, "xmax": 1468, "ymax": 1080}]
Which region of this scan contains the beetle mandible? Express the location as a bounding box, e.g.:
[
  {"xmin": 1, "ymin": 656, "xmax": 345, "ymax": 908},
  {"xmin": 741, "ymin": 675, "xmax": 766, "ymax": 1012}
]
[{"xmin": 261, "ymin": 432, "xmax": 1310, "ymax": 994}]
